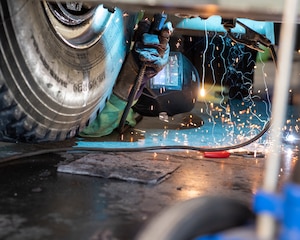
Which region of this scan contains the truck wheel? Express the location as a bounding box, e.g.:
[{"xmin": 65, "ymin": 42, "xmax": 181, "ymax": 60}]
[{"xmin": 0, "ymin": 0, "xmax": 128, "ymax": 142}]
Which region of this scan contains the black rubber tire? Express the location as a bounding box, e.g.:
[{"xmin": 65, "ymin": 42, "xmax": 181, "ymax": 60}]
[
  {"xmin": 135, "ymin": 196, "xmax": 254, "ymax": 240},
  {"xmin": 0, "ymin": 0, "xmax": 128, "ymax": 142}
]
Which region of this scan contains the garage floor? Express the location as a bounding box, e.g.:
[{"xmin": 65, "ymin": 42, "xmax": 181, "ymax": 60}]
[
  {"xmin": 0, "ymin": 115, "xmax": 297, "ymax": 240},
  {"xmin": 1, "ymin": 58, "xmax": 300, "ymax": 239},
  {"xmin": 0, "ymin": 143, "xmax": 268, "ymax": 240}
]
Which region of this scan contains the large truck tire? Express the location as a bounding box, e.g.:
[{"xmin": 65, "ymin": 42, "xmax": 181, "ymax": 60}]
[{"xmin": 0, "ymin": 0, "xmax": 129, "ymax": 142}]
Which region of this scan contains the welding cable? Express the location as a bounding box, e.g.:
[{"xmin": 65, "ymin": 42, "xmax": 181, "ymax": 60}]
[{"xmin": 0, "ymin": 121, "xmax": 270, "ymax": 164}]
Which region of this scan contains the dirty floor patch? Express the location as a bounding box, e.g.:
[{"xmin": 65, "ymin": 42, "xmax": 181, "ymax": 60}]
[{"xmin": 57, "ymin": 153, "xmax": 181, "ymax": 184}]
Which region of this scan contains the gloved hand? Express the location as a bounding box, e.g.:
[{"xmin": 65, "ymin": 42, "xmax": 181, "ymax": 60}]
[
  {"xmin": 113, "ymin": 18, "xmax": 173, "ymax": 101},
  {"xmin": 134, "ymin": 20, "xmax": 173, "ymax": 77},
  {"xmin": 79, "ymin": 15, "xmax": 173, "ymax": 138}
]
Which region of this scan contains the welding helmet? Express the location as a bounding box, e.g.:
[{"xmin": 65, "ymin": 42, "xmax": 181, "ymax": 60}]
[{"xmin": 133, "ymin": 52, "xmax": 199, "ymax": 116}]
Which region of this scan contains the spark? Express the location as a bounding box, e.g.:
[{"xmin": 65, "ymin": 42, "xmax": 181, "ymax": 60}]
[{"xmin": 199, "ymin": 87, "xmax": 206, "ymax": 97}]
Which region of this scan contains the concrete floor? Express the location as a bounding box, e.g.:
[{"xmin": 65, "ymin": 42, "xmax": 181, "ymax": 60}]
[
  {"xmin": 0, "ymin": 135, "xmax": 296, "ymax": 240},
  {"xmin": 1, "ymin": 56, "xmax": 299, "ymax": 238}
]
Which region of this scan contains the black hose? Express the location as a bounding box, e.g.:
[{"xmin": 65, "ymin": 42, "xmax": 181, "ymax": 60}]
[
  {"xmin": 0, "ymin": 120, "xmax": 269, "ymax": 165},
  {"xmin": 269, "ymin": 45, "xmax": 277, "ymax": 67}
]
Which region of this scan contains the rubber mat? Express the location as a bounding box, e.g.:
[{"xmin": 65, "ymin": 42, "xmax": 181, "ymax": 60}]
[{"xmin": 57, "ymin": 153, "xmax": 181, "ymax": 184}]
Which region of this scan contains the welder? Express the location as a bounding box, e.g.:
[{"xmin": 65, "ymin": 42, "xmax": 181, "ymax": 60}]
[{"xmin": 79, "ymin": 14, "xmax": 173, "ymax": 137}]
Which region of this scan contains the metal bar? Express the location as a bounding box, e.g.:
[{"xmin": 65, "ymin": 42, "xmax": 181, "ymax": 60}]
[
  {"xmin": 61, "ymin": 0, "xmax": 300, "ymax": 22},
  {"xmin": 256, "ymin": 0, "xmax": 299, "ymax": 239}
]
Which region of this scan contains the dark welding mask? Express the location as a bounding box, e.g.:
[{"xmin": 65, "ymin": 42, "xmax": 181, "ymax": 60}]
[{"xmin": 133, "ymin": 52, "xmax": 199, "ymax": 117}]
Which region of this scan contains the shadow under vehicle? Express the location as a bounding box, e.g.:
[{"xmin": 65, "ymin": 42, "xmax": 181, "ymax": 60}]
[{"xmin": 0, "ymin": 0, "xmax": 299, "ymax": 143}]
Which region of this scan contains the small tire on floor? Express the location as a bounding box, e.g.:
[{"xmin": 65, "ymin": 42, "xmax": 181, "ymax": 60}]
[{"xmin": 135, "ymin": 196, "xmax": 254, "ymax": 240}]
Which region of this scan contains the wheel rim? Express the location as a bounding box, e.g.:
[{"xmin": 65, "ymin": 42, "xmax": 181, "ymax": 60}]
[{"xmin": 43, "ymin": 1, "xmax": 114, "ymax": 49}]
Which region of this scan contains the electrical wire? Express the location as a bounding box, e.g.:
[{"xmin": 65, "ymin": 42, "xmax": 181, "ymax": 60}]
[{"xmin": 0, "ymin": 120, "xmax": 270, "ymax": 164}]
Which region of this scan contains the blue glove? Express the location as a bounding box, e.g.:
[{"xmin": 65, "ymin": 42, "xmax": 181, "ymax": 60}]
[
  {"xmin": 113, "ymin": 18, "xmax": 173, "ymax": 101},
  {"xmin": 134, "ymin": 21, "xmax": 173, "ymax": 78}
]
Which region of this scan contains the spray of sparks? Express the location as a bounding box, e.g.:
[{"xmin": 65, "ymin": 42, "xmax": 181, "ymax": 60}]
[
  {"xmin": 144, "ymin": 29, "xmax": 273, "ymax": 149},
  {"xmin": 136, "ymin": 29, "xmax": 300, "ymax": 153}
]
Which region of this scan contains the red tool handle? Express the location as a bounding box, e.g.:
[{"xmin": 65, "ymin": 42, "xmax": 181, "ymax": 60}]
[{"xmin": 203, "ymin": 151, "xmax": 230, "ymax": 158}]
